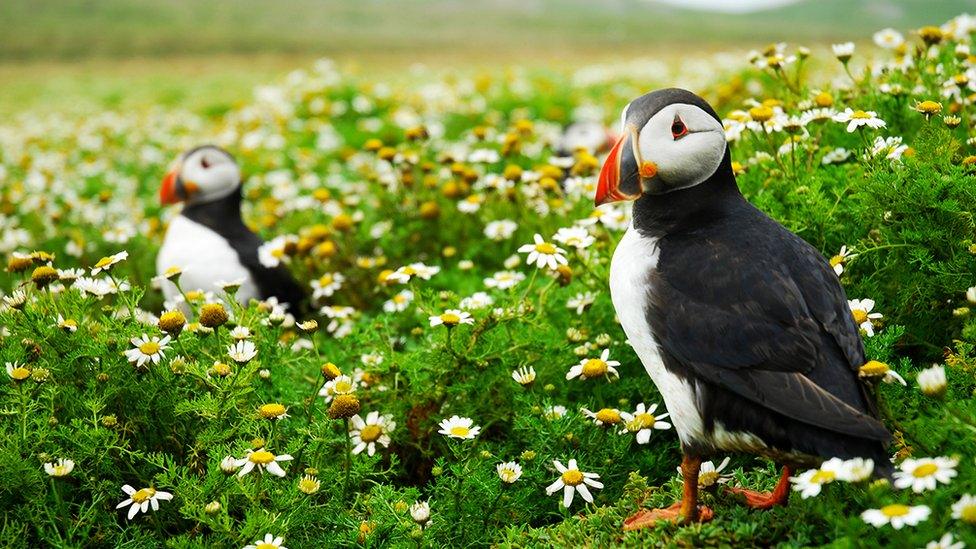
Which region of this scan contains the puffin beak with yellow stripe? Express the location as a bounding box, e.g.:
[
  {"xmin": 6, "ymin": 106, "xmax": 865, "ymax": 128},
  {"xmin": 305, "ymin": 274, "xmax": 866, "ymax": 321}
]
[{"xmin": 596, "ymin": 91, "xmax": 727, "ymax": 205}]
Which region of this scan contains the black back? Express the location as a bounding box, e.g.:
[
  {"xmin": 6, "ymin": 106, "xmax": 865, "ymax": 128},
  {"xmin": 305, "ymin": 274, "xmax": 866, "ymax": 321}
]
[{"xmin": 182, "ymin": 187, "xmax": 306, "ymax": 312}]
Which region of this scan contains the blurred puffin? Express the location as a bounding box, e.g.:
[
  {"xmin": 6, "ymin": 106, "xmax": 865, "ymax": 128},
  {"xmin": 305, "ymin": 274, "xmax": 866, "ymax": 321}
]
[
  {"xmin": 598, "ymin": 89, "xmax": 891, "ymax": 528},
  {"xmin": 156, "ymin": 145, "xmax": 304, "ymax": 310}
]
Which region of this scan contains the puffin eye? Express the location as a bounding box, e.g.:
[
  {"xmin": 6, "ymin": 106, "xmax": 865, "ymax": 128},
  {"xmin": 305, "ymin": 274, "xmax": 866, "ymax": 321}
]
[
  {"xmin": 200, "ymin": 156, "xmax": 211, "ymax": 169},
  {"xmin": 671, "ymin": 117, "xmax": 688, "ymax": 139}
]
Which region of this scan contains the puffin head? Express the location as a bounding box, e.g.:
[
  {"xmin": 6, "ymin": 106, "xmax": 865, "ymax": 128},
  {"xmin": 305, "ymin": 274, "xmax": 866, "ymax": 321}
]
[
  {"xmin": 595, "ymin": 88, "xmax": 729, "ymax": 206},
  {"xmin": 160, "ymin": 145, "xmax": 241, "ymax": 206}
]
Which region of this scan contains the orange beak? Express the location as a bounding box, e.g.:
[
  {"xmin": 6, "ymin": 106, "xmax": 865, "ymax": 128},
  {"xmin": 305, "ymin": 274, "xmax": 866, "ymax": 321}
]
[
  {"xmin": 595, "ymin": 125, "xmax": 646, "ymax": 206},
  {"xmin": 160, "ymin": 170, "xmax": 180, "ymax": 205}
]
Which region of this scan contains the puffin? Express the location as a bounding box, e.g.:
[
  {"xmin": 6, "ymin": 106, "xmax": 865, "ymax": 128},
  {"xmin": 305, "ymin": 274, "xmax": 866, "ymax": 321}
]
[
  {"xmin": 597, "ymin": 89, "xmax": 891, "ymax": 528},
  {"xmin": 156, "ymin": 145, "xmax": 305, "ymax": 311}
]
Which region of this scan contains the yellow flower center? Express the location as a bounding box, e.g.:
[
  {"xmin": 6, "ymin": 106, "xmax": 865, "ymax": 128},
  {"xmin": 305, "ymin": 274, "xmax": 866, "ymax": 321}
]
[
  {"xmin": 561, "ymin": 469, "xmax": 585, "ymax": 486},
  {"xmin": 912, "ymin": 463, "xmax": 938, "ymax": 478},
  {"xmin": 859, "ymin": 360, "xmax": 889, "ymax": 376},
  {"xmin": 749, "ymin": 105, "xmax": 774, "ymax": 122},
  {"xmin": 880, "ymin": 504, "xmax": 910, "ymax": 517},
  {"xmin": 164, "ymin": 266, "xmax": 182, "ymax": 277},
  {"xmin": 259, "ymin": 403, "xmax": 287, "ymax": 419},
  {"xmin": 401, "ymin": 266, "xmax": 417, "ymax": 275},
  {"xmin": 185, "ymin": 290, "xmax": 204, "ymax": 301},
  {"xmin": 811, "ymin": 469, "xmax": 836, "ymax": 484},
  {"xmin": 851, "ymin": 309, "xmax": 868, "ymax": 324},
  {"xmin": 960, "ymin": 504, "xmax": 976, "ymax": 524},
  {"xmin": 334, "ymin": 379, "xmax": 354, "ymax": 394},
  {"xmin": 94, "ymin": 257, "xmax": 113, "ymax": 269},
  {"xmin": 581, "ymin": 358, "xmax": 608, "ymax": 378},
  {"xmin": 10, "ymin": 367, "xmax": 30, "ymax": 381},
  {"xmin": 318, "ymin": 274, "xmax": 333, "ymax": 286},
  {"xmin": 393, "ymin": 294, "xmax": 408, "ymax": 304},
  {"xmin": 534, "ymin": 242, "xmax": 557, "ymax": 255},
  {"xmin": 249, "ymin": 450, "xmax": 276, "ymax": 464},
  {"xmin": 138, "ymin": 342, "xmax": 160, "ymax": 355},
  {"xmin": 632, "ymin": 412, "xmax": 655, "ymax": 430},
  {"xmin": 500, "ymin": 467, "xmax": 518, "ymax": 480},
  {"xmin": 595, "ymin": 408, "xmax": 621, "ymax": 424},
  {"xmin": 52, "ymin": 465, "xmax": 71, "ymax": 476},
  {"xmin": 131, "ymin": 487, "xmax": 156, "ymax": 503},
  {"xmin": 829, "ymin": 254, "xmax": 844, "ymax": 267},
  {"xmin": 440, "ymin": 312, "xmax": 461, "ymax": 325},
  {"xmin": 916, "ymin": 101, "xmax": 942, "ymax": 114},
  {"xmin": 699, "ymin": 471, "xmax": 719, "ymax": 487},
  {"xmin": 449, "ymin": 426, "xmax": 470, "ymax": 437},
  {"xmin": 256, "ymin": 543, "xmax": 277, "ymax": 549},
  {"xmin": 359, "ymin": 424, "xmax": 383, "ymax": 443},
  {"xmin": 851, "ymin": 110, "xmax": 872, "ymax": 119}
]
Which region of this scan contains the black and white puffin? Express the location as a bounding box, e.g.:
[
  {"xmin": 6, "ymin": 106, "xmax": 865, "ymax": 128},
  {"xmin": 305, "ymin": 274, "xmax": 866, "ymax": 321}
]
[
  {"xmin": 597, "ymin": 89, "xmax": 891, "ymax": 528},
  {"xmin": 156, "ymin": 145, "xmax": 304, "ymax": 311}
]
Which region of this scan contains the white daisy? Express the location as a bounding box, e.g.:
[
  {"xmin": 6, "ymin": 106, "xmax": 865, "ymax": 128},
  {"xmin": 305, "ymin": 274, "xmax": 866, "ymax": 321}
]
[
  {"xmin": 620, "ymin": 403, "xmax": 671, "ymax": 444},
  {"xmin": 484, "ymin": 270, "xmax": 525, "ymax": 290},
  {"xmin": 848, "ymin": 298, "xmax": 883, "ymax": 336},
  {"xmin": 831, "ymin": 41, "xmax": 855, "ymax": 61},
  {"xmin": 383, "ymin": 290, "xmax": 414, "ymax": 313},
  {"xmin": 116, "ymin": 484, "xmax": 173, "ymax": 520},
  {"xmin": 544, "ymin": 405, "xmax": 567, "ymax": 420},
  {"xmin": 517, "ymin": 233, "xmax": 568, "ymax": 270},
  {"xmin": 410, "ymin": 500, "xmax": 431, "ymax": 527},
  {"xmin": 319, "ymin": 375, "xmax": 358, "ymax": 403},
  {"xmin": 917, "ymin": 365, "xmax": 947, "ymax": 398},
  {"xmin": 833, "ymin": 108, "xmax": 886, "ymax": 132},
  {"xmin": 893, "ymin": 456, "xmax": 958, "ymax": 493},
  {"xmin": 566, "ymin": 349, "xmax": 620, "ymax": 381},
  {"xmin": 229, "ymin": 326, "xmax": 252, "ymax": 340},
  {"xmin": 124, "ymin": 334, "xmax": 171, "ymax": 367},
  {"xmin": 227, "ymin": 340, "xmax": 258, "ymax": 363},
  {"xmin": 951, "ymin": 494, "xmax": 976, "ymax": 524},
  {"xmin": 873, "ymin": 28, "xmax": 905, "ymax": 49},
  {"xmin": 497, "ymin": 461, "xmax": 523, "ymax": 484},
  {"xmin": 44, "ymin": 458, "xmax": 75, "ymax": 478},
  {"xmin": 925, "ymin": 533, "xmax": 965, "ymax": 549},
  {"xmin": 243, "ymin": 533, "xmax": 288, "ymax": 549},
  {"xmin": 581, "ymin": 407, "xmax": 623, "ymax": 427},
  {"xmin": 349, "ymin": 411, "xmax": 396, "ymax": 456},
  {"xmin": 91, "ymin": 250, "xmax": 128, "ymax": 275},
  {"xmin": 234, "ymin": 448, "xmax": 293, "ymax": 477},
  {"xmin": 437, "ymin": 415, "xmax": 480, "ymax": 440},
  {"xmin": 545, "ymin": 459, "xmax": 603, "ymax": 508},
  {"xmin": 553, "ymin": 226, "xmax": 595, "ymax": 250},
  {"xmin": 566, "ymin": 292, "xmax": 596, "ymax": 315},
  {"xmin": 310, "ymin": 272, "xmax": 345, "ymax": 300},
  {"xmin": 511, "ymin": 366, "xmax": 536, "ymax": 386},
  {"xmin": 484, "ymin": 219, "xmax": 518, "ymax": 241},
  {"xmin": 678, "ymin": 457, "xmax": 732, "ymax": 488},
  {"xmin": 387, "ymin": 262, "xmax": 441, "ymax": 284},
  {"xmin": 830, "ymin": 244, "xmax": 857, "ymax": 276},
  {"xmin": 429, "ymin": 309, "xmax": 474, "ymax": 327},
  {"xmin": 459, "ymin": 291, "xmax": 494, "ymax": 310},
  {"xmin": 790, "ymin": 457, "xmax": 849, "ymax": 498},
  {"xmin": 861, "ymin": 503, "xmax": 930, "ymax": 529}
]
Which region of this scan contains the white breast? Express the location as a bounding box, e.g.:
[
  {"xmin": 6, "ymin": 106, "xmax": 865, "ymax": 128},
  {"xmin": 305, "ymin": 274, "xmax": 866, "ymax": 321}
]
[
  {"xmin": 609, "ymin": 225, "xmax": 706, "ymax": 448},
  {"xmin": 156, "ymin": 216, "xmax": 259, "ymax": 306}
]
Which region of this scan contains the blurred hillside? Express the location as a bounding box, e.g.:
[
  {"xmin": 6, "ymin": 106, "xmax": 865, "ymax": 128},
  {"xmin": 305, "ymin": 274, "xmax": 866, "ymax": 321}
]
[{"xmin": 2, "ymin": 0, "xmax": 973, "ymax": 61}]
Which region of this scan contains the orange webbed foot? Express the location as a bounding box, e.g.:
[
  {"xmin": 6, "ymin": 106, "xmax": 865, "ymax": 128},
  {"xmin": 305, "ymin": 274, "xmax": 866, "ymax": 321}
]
[
  {"xmin": 726, "ymin": 486, "xmax": 788, "ymax": 509},
  {"xmin": 622, "ymin": 502, "xmax": 713, "ymax": 531}
]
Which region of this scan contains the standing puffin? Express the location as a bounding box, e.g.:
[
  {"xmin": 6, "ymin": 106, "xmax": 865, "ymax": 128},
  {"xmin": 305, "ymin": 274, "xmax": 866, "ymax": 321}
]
[
  {"xmin": 598, "ymin": 89, "xmax": 891, "ymax": 529},
  {"xmin": 156, "ymin": 145, "xmax": 304, "ymax": 311}
]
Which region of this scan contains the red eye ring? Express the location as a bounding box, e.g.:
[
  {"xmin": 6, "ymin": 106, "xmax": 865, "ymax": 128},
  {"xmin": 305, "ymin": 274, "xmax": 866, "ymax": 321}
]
[{"xmin": 671, "ymin": 118, "xmax": 688, "ymax": 139}]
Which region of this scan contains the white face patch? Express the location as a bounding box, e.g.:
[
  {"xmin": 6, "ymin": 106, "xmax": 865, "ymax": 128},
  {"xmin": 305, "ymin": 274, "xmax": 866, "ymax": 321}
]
[
  {"xmin": 179, "ymin": 147, "xmax": 241, "ymax": 204},
  {"xmin": 636, "ymin": 104, "xmax": 727, "ymax": 192}
]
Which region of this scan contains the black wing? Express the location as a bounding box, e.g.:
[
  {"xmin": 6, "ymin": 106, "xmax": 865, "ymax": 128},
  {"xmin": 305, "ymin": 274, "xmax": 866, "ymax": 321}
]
[
  {"xmin": 648, "ymin": 212, "xmax": 888, "ymax": 442},
  {"xmin": 232, "ymin": 231, "xmax": 307, "ymax": 314}
]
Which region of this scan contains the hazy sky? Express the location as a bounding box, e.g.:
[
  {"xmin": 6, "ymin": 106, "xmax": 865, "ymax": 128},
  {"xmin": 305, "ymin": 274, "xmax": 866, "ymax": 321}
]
[{"xmin": 648, "ymin": 0, "xmax": 804, "ymax": 13}]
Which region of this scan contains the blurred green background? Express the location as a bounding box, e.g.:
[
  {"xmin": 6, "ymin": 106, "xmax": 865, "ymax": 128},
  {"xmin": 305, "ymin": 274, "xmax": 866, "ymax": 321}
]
[{"xmin": 1, "ymin": 0, "xmax": 971, "ymax": 114}]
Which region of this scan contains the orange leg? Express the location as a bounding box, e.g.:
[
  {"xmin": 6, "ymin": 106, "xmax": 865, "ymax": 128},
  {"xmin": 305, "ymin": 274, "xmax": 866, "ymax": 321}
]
[
  {"xmin": 623, "ymin": 454, "xmax": 714, "ymax": 531},
  {"xmin": 727, "ymin": 465, "xmax": 792, "ymax": 509}
]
